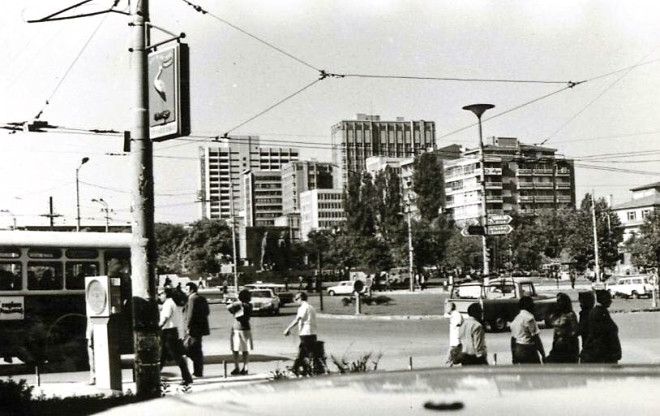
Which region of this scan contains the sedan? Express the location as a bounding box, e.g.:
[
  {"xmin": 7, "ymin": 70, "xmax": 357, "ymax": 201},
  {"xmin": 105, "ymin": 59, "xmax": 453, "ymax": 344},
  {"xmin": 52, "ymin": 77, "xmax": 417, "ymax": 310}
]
[
  {"xmin": 249, "ymin": 289, "xmax": 280, "ymax": 315},
  {"xmin": 327, "ymin": 281, "xmax": 357, "ymax": 296}
]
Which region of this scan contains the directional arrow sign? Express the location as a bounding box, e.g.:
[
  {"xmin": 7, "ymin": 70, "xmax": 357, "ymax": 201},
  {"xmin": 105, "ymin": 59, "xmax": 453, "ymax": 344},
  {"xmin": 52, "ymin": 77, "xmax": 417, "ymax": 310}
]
[
  {"xmin": 461, "ymin": 225, "xmax": 484, "ymax": 237},
  {"xmin": 486, "ymin": 224, "xmax": 513, "ymax": 235},
  {"xmin": 487, "ymin": 214, "xmax": 512, "ymax": 225}
]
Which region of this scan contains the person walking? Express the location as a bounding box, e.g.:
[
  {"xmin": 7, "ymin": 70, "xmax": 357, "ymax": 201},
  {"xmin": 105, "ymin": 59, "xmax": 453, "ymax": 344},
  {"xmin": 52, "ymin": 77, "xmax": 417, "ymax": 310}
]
[
  {"xmin": 580, "ymin": 290, "xmax": 621, "ymax": 363},
  {"xmin": 457, "ymin": 303, "xmax": 488, "ymax": 365},
  {"xmin": 510, "ymin": 296, "xmax": 546, "ymax": 364},
  {"xmin": 227, "ymin": 289, "xmax": 253, "ymax": 375},
  {"xmin": 546, "ymin": 292, "xmax": 579, "ymax": 363},
  {"xmin": 159, "ymin": 286, "xmax": 193, "ymax": 385},
  {"xmin": 444, "ymin": 301, "xmax": 464, "ymax": 365},
  {"xmin": 577, "ymin": 291, "xmax": 595, "ymax": 349},
  {"xmin": 284, "ymin": 292, "xmax": 321, "ymax": 374},
  {"xmin": 184, "ymin": 282, "xmax": 210, "ymax": 377}
]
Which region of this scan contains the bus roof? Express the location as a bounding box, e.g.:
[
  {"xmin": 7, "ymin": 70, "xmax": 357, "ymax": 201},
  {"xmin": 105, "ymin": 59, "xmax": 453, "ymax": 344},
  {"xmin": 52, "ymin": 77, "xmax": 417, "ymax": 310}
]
[{"xmin": 0, "ymin": 230, "xmax": 132, "ymax": 248}]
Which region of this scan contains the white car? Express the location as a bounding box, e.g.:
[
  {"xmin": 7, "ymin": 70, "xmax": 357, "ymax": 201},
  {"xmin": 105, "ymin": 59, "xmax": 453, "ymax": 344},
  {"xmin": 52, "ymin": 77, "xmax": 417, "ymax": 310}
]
[
  {"xmin": 249, "ymin": 288, "xmax": 281, "ymax": 315},
  {"xmin": 607, "ymin": 276, "xmax": 655, "ymax": 299},
  {"xmin": 327, "ymin": 281, "xmax": 358, "ymax": 296}
]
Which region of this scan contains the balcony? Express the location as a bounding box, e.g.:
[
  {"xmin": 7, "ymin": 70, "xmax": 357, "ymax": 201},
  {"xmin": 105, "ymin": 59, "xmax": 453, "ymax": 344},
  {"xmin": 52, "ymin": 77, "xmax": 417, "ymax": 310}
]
[
  {"xmin": 534, "ymin": 196, "xmax": 555, "ymax": 203},
  {"xmin": 556, "ymin": 168, "xmax": 571, "ymax": 176},
  {"xmin": 555, "ymin": 183, "xmax": 572, "ymax": 190},
  {"xmin": 519, "ymin": 195, "xmax": 534, "ymax": 202},
  {"xmin": 517, "ymin": 182, "xmax": 534, "ymax": 189},
  {"xmin": 557, "ymin": 195, "xmax": 573, "ymax": 203},
  {"xmin": 486, "ymin": 196, "xmax": 504, "ymax": 203},
  {"xmin": 533, "ymin": 182, "xmax": 554, "ymax": 189},
  {"xmin": 485, "ymin": 181, "xmax": 503, "ymax": 189},
  {"xmin": 533, "ymin": 168, "xmax": 554, "ymax": 175},
  {"xmin": 517, "ymin": 169, "xmax": 533, "ymax": 176},
  {"xmin": 484, "ymin": 167, "xmax": 502, "ymax": 176}
]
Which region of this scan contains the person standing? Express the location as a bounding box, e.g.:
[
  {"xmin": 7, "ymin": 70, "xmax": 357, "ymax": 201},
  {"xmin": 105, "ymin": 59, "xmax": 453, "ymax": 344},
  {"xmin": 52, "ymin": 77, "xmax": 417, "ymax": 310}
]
[
  {"xmin": 444, "ymin": 301, "xmax": 464, "ymax": 365},
  {"xmin": 546, "ymin": 292, "xmax": 579, "ymax": 363},
  {"xmin": 510, "ymin": 296, "xmax": 546, "ymax": 364},
  {"xmin": 184, "ymin": 282, "xmax": 210, "ymax": 377},
  {"xmin": 85, "ymin": 317, "xmax": 95, "ymax": 385},
  {"xmin": 580, "ymin": 290, "xmax": 621, "ymax": 363},
  {"xmin": 577, "ymin": 291, "xmax": 595, "ymax": 349},
  {"xmin": 284, "ymin": 292, "xmax": 320, "ymax": 374},
  {"xmin": 227, "ymin": 289, "xmax": 253, "ymax": 375},
  {"xmin": 457, "ymin": 303, "xmax": 488, "ymax": 365},
  {"xmin": 159, "ymin": 286, "xmax": 193, "ymax": 385}
]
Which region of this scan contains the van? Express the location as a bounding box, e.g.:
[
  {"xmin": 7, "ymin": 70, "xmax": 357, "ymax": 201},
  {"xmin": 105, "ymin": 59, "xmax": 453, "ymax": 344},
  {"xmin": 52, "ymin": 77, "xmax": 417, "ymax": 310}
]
[{"xmin": 607, "ymin": 275, "xmax": 654, "ymax": 299}]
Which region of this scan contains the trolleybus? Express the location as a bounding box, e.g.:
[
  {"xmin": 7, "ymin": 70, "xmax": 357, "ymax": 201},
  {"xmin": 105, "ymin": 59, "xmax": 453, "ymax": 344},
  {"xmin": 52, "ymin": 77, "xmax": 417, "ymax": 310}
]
[{"xmin": 0, "ymin": 230, "xmax": 133, "ymax": 370}]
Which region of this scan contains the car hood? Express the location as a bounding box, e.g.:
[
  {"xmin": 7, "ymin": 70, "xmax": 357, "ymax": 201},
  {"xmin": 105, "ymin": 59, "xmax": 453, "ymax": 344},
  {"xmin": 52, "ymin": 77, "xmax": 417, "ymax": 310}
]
[{"xmin": 99, "ymin": 366, "xmax": 660, "ymax": 415}]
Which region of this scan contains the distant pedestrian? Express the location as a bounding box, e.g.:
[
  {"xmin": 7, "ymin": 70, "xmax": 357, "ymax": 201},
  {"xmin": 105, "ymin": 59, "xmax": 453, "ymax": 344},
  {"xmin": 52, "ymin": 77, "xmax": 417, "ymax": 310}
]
[
  {"xmin": 457, "ymin": 303, "xmax": 488, "ymax": 365},
  {"xmin": 159, "ymin": 286, "xmax": 193, "ymax": 385},
  {"xmin": 569, "ymin": 272, "xmax": 576, "ymax": 289},
  {"xmin": 580, "ymin": 290, "xmax": 621, "ymax": 363},
  {"xmin": 444, "ymin": 301, "xmax": 464, "ymax": 365},
  {"xmin": 227, "ymin": 289, "xmax": 253, "ymax": 375},
  {"xmin": 284, "ymin": 277, "xmax": 289, "ymax": 291},
  {"xmin": 298, "ymin": 275, "xmax": 304, "ymax": 291},
  {"xmin": 85, "ymin": 317, "xmax": 95, "ymax": 385},
  {"xmin": 546, "ymin": 292, "xmax": 579, "ymax": 363},
  {"xmin": 184, "ymin": 282, "xmax": 210, "ymax": 377},
  {"xmin": 577, "ymin": 291, "xmax": 595, "ymax": 348},
  {"xmin": 222, "ymin": 279, "xmax": 228, "ymax": 295},
  {"xmin": 284, "ymin": 292, "xmax": 323, "ymax": 374},
  {"xmin": 510, "ymin": 296, "xmax": 546, "ymax": 364}
]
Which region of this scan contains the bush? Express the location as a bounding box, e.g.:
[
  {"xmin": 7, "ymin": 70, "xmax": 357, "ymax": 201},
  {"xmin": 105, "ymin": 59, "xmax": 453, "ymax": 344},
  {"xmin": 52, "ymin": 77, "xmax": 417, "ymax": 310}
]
[{"xmin": 330, "ymin": 352, "xmax": 382, "ymax": 374}]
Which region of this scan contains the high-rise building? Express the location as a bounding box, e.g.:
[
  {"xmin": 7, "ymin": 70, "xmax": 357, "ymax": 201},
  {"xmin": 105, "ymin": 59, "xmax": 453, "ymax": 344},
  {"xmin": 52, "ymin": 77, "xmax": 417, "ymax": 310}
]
[
  {"xmin": 198, "ymin": 137, "xmax": 299, "ymax": 220},
  {"xmin": 300, "ymin": 189, "xmax": 346, "ymax": 241},
  {"xmin": 243, "ymin": 169, "xmax": 283, "ymax": 227},
  {"xmin": 444, "ymin": 137, "xmax": 575, "ymax": 226},
  {"xmin": 331, "ymin": 113, "xmax": 436, "ymax": 189},
  {"xmin": 281, "ymin": 161, "xmax": 334, "ymax": 215}
]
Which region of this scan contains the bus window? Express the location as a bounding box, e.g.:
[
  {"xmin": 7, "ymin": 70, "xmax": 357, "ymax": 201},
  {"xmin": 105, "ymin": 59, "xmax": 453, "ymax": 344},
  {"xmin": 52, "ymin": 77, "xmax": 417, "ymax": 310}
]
[
  {"xmin": 28, "ymin": 248, "xmax": 62, "ymax": 259},
  {"xmin": 65, "ymin": 248, "xmax": 99, "ymax": 259},
  {"xmin": 0, "ymin": 262, "xmax": 22, "ymax": 290},
  {"xmin": 0, "ymin": 247, "xmax": 20, "ymax": 259},
  {"xmin": 65, "ymin": 262, "xmax": 99, "ymax": 290},
  {"xmin": 27, "ymin": 262, "xmax": 63, "ymax": 290}
]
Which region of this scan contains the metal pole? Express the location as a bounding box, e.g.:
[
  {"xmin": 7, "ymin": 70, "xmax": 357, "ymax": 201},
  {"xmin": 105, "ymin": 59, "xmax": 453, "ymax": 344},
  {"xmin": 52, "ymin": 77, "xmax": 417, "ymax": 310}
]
[
  {"xmin": 229, "ymin": 180, "xmax": 238, "ymax": 290},
  {"xmin": 129, "ymin": 0, "xmax": 161, "ymax": 398},
  {"xmin": 591, "ymin": 192, "xmax": 601, "ymax": 283},
  {"xmin": 407, "ymin": 203, "xmax": 414, "ymax": 292}
]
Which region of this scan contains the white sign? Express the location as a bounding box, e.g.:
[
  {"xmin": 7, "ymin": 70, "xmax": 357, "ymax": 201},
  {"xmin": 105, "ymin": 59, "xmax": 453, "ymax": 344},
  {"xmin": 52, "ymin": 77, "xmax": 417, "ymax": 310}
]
[
  {"xmin": 487, "ymin": 214, "xmax": 512, "ymax": 225},
  {"xmin": 486, "ymin": 224, "xmax": 513, "ymax": 235},
  {"xmin": 0, "ymin": 296, "xmax": 24, "ymax": 320}
]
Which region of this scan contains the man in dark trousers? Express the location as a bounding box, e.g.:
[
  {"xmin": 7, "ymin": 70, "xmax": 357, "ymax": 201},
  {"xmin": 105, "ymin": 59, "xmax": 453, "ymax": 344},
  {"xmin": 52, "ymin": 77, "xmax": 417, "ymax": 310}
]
[{"xmin": 184, "ymin": 282, "xmax": 210, "ymax": 377}]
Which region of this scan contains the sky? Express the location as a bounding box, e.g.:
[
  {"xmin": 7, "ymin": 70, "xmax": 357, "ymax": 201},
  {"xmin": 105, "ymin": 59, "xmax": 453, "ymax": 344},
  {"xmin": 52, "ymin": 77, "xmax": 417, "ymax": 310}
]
[{"xmin": 1, "ymin": 0, "xmax": 659, "ymax": 229}]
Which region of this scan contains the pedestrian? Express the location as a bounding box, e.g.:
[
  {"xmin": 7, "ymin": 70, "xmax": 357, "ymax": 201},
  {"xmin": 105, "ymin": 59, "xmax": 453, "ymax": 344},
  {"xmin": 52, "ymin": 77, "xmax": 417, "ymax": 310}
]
[
  {"xmin": 284, "ymin": 292, "xmax": 322, "ymax": 374},
  {"xmin": 577, "ymin": 291, "xmax": 595, "ymax": 348},
  {"xmin": 227, "ymin": 289, "xmax": 253, "ymax": 375},
  {"xmin": 580, "ymin": 290, "xmax": 621, "ymax": 363},
  {"xmin": 298, "ymin": 275, "xmax": 304, "ymax": 291},
  {"xmin": 222, "ymin": 279, "xmax": 228, "ymax": 295},
  {"xmin": 443, "ymin": 301, "xmax": 464, "ymax": 365},
  {"xmin": 457, "ymin": 303, "xmax": 488, "ymax": 365},
  {"xmin": 419, "ymin": 273, "xmax": 426, "ymax": 291},
  {"xmin": 184, "ymin": 282, "xmax": 210, "ymax": 377},
  {"xmin": 158, "ymin": 286, "xmax": 193, "ymax": 385},
  {"xmin": 284, "ymin": 276, "xmax": 289, "ymax": 291},
  {"xmin": 546, "ymin": 292, "xmax": 579, "ymax": 363},
  {"xmin": 510, "ymin": 296, "xmax": 546, "ymax": 364}
]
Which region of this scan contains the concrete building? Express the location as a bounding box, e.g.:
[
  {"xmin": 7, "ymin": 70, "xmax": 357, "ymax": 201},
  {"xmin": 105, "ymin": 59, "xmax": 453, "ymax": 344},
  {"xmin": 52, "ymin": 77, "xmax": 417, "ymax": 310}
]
[
  {"xmin": 281, "ymin": 161, "xmax": 334, "ymax": 215},
  {"xmin": 198, "ymin": 137, "xmax": 298, "ymax": 220},
  {"xmin": 331, "ymin": 113, "xmax": 436, "ymax": 190},
  {"xmin": 299, "ymin": 189, "xmax": 346, "ymax": 241},
  {"xmin": 242, "ymin": 170, "xmax": 283, "ymax": 228},
  {"xmin": 444, "ymin": 137, "xmax": 575, "ymax": 227},
  {"xmin": 612, "ymin": 182, "xmax": 660, "ymax": 243}
]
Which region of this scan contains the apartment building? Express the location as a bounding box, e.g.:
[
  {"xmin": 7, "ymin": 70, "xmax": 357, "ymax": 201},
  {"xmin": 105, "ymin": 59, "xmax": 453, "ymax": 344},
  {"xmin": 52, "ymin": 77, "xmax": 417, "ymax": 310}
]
[
  {"xmin": 299, "ymin": 189, "xmax": 346, "ymax": 241},
  {"xmin": 243, "ymin": 170, "xmax": 283, "ymax": 228},
  {"xmin": 444, "ymin": 137, "xmax": 575, "ymax": 226}
]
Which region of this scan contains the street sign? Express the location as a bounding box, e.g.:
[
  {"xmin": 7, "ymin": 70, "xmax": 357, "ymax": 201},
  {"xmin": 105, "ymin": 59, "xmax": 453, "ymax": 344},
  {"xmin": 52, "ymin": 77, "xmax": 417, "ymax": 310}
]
[
  {"xmin": 461, "ymin": 225, "xmax": 484, "ymax": 237},
  {"xmin": 487, "ymin": 214, "xmax": 512, "ymax": 225},
  {"xmin": 486, "ymin": 224, "xmax": 513, "ymax": 235}
]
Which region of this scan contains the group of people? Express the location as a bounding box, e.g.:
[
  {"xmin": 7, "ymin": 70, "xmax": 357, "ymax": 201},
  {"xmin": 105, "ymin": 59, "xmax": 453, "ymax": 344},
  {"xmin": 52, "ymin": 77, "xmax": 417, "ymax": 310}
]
[{"xmin": 446, "ymin": 289, "xmax": 621, "ymax": 366}]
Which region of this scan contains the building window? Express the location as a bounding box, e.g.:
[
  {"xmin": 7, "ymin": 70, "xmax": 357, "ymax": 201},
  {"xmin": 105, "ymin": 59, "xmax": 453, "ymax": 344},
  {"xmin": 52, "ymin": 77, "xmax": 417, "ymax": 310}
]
[
  {"xmin": 627, "ymin": 212, "xmax": 636, "ymax": 221},
  {"xmin": 642, "ymin": 209, "xmax": 651, "ymax": 218}
]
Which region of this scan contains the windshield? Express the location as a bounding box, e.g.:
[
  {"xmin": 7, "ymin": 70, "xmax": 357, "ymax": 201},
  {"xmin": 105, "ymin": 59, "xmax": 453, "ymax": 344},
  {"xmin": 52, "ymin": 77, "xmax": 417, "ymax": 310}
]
[{"xmin": 251, "ymin": 290, "xmax": 272, "ymax": 298}]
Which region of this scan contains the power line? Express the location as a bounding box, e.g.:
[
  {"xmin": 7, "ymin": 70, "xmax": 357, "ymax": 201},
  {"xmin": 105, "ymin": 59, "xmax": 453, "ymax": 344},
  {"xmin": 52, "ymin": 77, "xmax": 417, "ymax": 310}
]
[{"xmin": 341, "ymin": 73, "xmax": 571, "ymax": 85}]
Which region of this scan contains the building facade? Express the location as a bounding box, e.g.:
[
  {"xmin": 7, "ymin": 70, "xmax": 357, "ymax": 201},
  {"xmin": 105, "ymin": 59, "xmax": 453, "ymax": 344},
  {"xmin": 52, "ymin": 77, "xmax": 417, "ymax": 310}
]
[
  {"xmin": 331, "ymin": 113, "xmax": 436, "ymax": 190},
  {"xmin": 612, "ymin": 182, "xmax": 660, "ymax": 243},
  {"xmin": 444, "ymin": 137, "xmax": 575, "ymax": 226},
  {"xmin": 299, "ymin": 189, "xmax": 346, "ymax": 241},
  {"xmin": 242, "ymin": 170, "xmax": 283, "ymax": 228},
  {"xmin": 198, "ymin": 137, "xmax": 298, "ymax": 220},
  {"xmin": 281, "ymin": 160, "xmax": 334, "ymax": 215}
]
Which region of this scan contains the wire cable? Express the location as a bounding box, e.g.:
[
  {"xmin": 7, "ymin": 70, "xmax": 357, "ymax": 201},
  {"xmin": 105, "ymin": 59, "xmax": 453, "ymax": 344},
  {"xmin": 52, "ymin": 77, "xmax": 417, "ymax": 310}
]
[{"xmin": 340, "ymin": 73, "xmax": 571, "ymax": 84}]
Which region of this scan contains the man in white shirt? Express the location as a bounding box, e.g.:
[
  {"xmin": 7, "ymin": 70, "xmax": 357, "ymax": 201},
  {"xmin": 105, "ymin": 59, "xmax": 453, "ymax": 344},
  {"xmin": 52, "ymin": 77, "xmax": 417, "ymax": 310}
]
[
  {"xmin": 444, "ymin": 301, "xmax": 464, "ymax": 365},
  {"xmin": 510, "ymin": 296, "xmax": 545, "ymax": 364},
  {"xmin": 284, "ymin": 292, "xmax": 323, "ymax": 374},
  {"xmin": 159, "ymin": 286, "xmax": 193, "ymax": 385},
  {"xmin": 457, "ymin": 303, "xmax": 488, "ymax": 365}
]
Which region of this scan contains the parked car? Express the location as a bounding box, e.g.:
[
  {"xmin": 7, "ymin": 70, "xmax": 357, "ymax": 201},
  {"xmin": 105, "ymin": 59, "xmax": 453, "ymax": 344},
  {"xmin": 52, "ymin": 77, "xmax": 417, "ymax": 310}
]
[
  {"xmin": 244, "ymin": 282, "xmax": 295, "ymax": 305},
  {"xmin": 327, "ymin": 281, "xmax": 358, "ymax": 296},
  {"xmin": 248, "ymin": 289, "xmax": 280, "ymax": 315},
  {"xmin": 607, "ymin": 275, "xmax": 655, "ymax": 299}
]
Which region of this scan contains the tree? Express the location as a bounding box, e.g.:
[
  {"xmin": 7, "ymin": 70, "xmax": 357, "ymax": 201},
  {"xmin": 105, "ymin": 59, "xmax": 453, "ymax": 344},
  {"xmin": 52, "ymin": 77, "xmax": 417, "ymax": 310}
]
[
  {"xmin": 626, "ymin": 211, "xmax": 660, "ymax": 269},
  {"xmin": 154, "ymin": 222, "xmax": 187, "ymax": 274},
  {"xmin": 413, "ymin": 152, "xmax": 445, "ymax": 222},
  {"xmin": 181, "ymin": 219, "xmax": 233, "ymax": 276}
]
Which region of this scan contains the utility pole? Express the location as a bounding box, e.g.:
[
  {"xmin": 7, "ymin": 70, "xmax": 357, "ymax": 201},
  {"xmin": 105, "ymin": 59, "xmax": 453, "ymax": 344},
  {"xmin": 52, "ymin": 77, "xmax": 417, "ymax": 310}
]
[
  {"xmin": 40, "ymin": 196, "xmax": 62, "ymax": 230},
  {"xmin": 129, "ymin": 0, "xmax": 161, "ymax": 398},
  {"xmin": 229, "ymin": 180, "xmax": 239, "ymax": 290},
  {"xmin": 407, "ymin": 201, "xmax": 414, "ymax": 292},
  {"xmin": 591, "ymin": 192, "xmax": 601, "ymax": 283}
]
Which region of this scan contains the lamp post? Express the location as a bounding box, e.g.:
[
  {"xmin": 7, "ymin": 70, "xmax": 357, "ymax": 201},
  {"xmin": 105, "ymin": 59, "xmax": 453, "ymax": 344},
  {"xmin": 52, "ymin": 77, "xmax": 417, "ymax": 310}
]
[
  {"xmin": 463, "ymin": 104, "xmax": 495, "ymax": 282},
  {"xmin": 75, "ymin": 157, "xmax": 90, "ymax": 231},
  {"xmin": 0, "ymin": 209, "xmax": 16, "ymax": 230},
  {"xmin": 92, "ymin": 198, "xmax": 110, "ymax": 232}
]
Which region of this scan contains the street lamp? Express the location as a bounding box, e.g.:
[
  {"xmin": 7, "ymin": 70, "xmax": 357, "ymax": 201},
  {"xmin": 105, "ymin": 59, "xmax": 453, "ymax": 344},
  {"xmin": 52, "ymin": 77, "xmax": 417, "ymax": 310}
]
[
  {"xmin": 463, "ymin": 104, "xmax": 495, "ymax": 282},
  {"xmin": 0, "ymin": 209, "xmax": 16, "ymax": 230},
  {"xmin": 75, "ymin": 157, "xmax": 90, "ymax": 231},
  {"xmin": 92, "ymin": 198, "xmax": 110, "ymax": 232}
]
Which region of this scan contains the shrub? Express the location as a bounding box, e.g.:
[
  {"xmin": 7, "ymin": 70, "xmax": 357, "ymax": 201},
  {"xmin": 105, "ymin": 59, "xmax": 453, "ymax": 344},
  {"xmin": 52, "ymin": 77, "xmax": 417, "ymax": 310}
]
[{"xmin": 330, "ymin": 352, "xmax": 382, "ymax": 374}]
